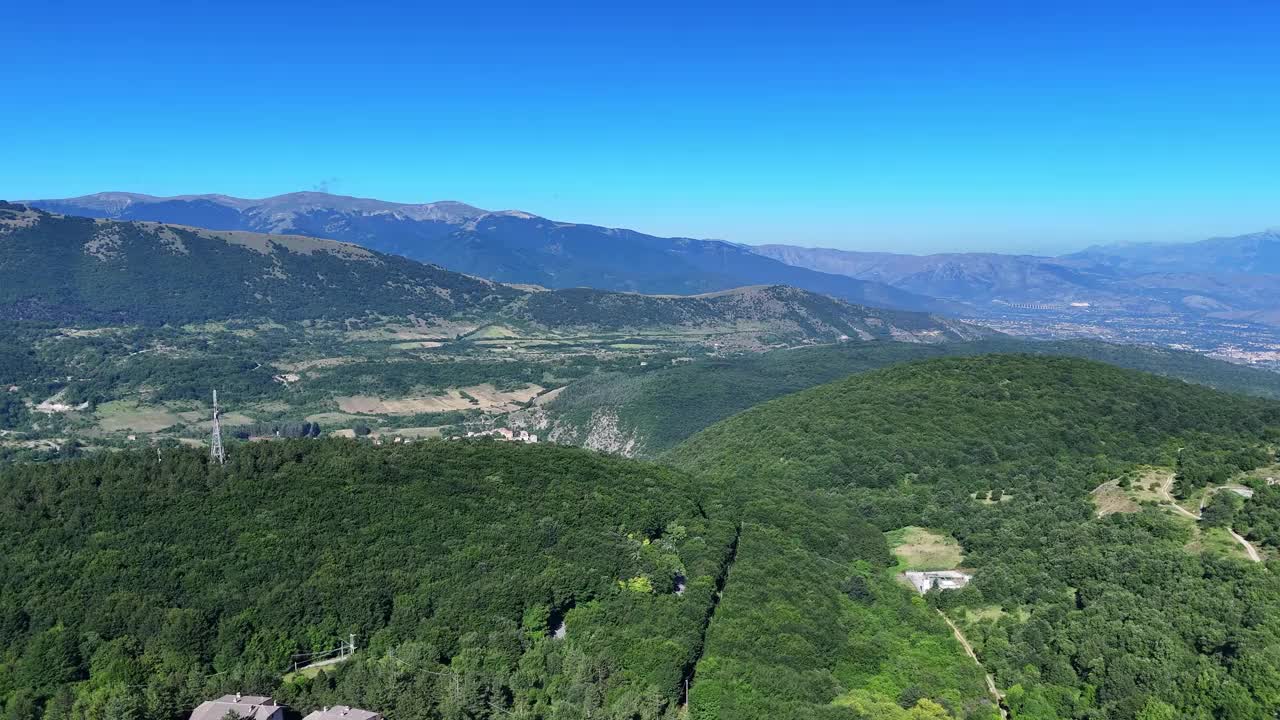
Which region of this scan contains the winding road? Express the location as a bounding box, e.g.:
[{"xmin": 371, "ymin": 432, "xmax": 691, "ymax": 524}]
[{"xmin": 1155, "ymin": 474, "xmax": 1262, "ymax": 563}]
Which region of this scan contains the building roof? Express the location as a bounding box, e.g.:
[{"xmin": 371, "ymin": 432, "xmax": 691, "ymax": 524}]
[
  {"xmin": 302, "ymin": 707, "xmax": 383, "ymax": 720},
  {"xmin": 190, "ymin": 695, "xmax": 284, "ymax": 720},
  {"xmin": 904, "ymin": 570, "xmax": 972, "ymax": 595}
]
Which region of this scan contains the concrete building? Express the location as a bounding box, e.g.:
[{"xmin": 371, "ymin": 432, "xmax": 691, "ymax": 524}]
[
  {"xmin": 190, "ymin": 695, "xmax": 285, "ymax": 720},
  {"xmin": 904, "ymin": 570, "xmax": 972, "ymax": 594},
  {"xmin": 302, "ymin": 707, "xmax": 383, "ymax": 720}
]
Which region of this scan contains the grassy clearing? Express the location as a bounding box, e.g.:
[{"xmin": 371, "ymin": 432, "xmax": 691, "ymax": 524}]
[
  {"xmin": 95, "ymin": 400, "xmax": 183, "ymax": 433},
  {"xmin": 304, "ymin": 412, "xmax": 373, "ymax": 425},
  {"xmin": 1091, "ymin": 481, "xmax": 1140, "ymax": 516},
  {"xmin": 282, "ymin": 657, "xmax": 350, "ymax": 683},
  {"xmin": 887, "ymin": 526, "xmax": 964, "ymax": 571},
  {"xmin": 1091, "ymin": 467, "xmax": 1177, "ymax": 516},
  {"xmin": 466, "ymin": 325, "xmax": 518, "ymax": 340},
  {"xmin": 962, "ymin": 606, "xmax": 1007, "ymax": 623},
  {"xmin": 1194, "ymin": 526, "xmax": 1253, "ymax": 561},
  {"xmin": 1235, "ymin": 462, "xmax": 1280, "ymax": 485}
]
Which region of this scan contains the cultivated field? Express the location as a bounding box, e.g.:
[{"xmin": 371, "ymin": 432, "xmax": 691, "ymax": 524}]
[{"xmin": 337, "ymin": 384, "xmax": 544, "ymax": 415}]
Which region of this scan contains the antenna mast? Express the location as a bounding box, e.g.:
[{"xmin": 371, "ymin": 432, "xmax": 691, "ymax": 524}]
[{"xmin": 210, "ymin": 389, "xmax": 226, "ymax": 465}]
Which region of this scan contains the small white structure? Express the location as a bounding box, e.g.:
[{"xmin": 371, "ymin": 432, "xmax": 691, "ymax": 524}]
[
  {"xmin": 905, "ymin": 570, "xmax": 972, "ymax": 594},
  {"xmin": 190, "ymin": 695, "xmax": 284, "ymax": 720},
  {"xmin": 302, "ymin": 706, "xmax": 383, "ymax": 720}
]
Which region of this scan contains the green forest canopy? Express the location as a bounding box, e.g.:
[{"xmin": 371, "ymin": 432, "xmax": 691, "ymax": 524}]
[
  {"xmin": 7, "ymin": 355, "xmax": 1280, "ymax": 720},
  {"xmin": 543, "ymin": 338, "xmax": 1280, "ymax": 456},
  {"xmin": 668, "ymin": 355, "xmax": 1280, "ymax": 720},
  {"xmin": 0, "ymin": 437, "xmax": 991, "ymax": 720}
]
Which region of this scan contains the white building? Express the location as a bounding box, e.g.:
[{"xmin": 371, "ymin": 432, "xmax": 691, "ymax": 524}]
[{"xmin": 904, "ymin": 570, "xmax": 972, "ymax": 594}]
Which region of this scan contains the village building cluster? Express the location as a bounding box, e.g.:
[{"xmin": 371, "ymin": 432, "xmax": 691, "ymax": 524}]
[
  {"xmin": 463, "ymin": 427, "xmax": 539, "ymax": 443},
  {"xmin": 190, "ymin": 695, "xmax": 382, "ymax": 720}
]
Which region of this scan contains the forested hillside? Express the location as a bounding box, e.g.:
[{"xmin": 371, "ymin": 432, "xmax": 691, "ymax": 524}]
[
  {"xmin": 525, "ymin": 338, "xmax": 1280, "ymax": 456},
  {"xmin": 0, "ymin": 439, "xmax": 996, "ymax": 720},
  {"xmin": 667, "ymin": 356, "xmax": 1280, "ymax": 719},
  {"xmin": 0, "ymin": 441, "xmax": 735, "ymax": 719}
]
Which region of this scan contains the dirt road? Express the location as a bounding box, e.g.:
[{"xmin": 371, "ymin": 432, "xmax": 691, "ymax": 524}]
[
  {"xmin": 938, "ymin": 610, "xmax": 1008, "ymax": 719},
  {"xmin": 1155, "ymin": 474, "xmax": 1262, "ymax": 563},
  {"xmin": 1229, "ymin": 529, "xmax": 1263, "ymax": 562}
]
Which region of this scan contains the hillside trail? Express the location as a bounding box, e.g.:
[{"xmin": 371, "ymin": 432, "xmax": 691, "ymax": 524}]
[
  {"xmin": 1229, "ymin": 528, "xmax": 1263, "ymax": 562},
  {"xmin": 1156, "ymin": 474, "xmax": 1262, "ymax": 562},
  {"xmin": 938, "ymin": 610, "xmax": 1008, "ymax": 720}
]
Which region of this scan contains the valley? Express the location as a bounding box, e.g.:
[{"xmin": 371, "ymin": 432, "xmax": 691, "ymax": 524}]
[
  {"xmin": 30, "ymin": 193, "xmax": 1280, "ymax": 364},
  {"xmin": 9, "ymin": 5, "xmax": 1280, "ymax": 720},
  {"xmin": 5, "ymin": 206, "xmax": 1280, "ymax": 720}
]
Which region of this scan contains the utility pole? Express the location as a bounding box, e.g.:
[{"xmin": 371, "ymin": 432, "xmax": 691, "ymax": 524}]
[{"xmin": 210, "ymin": 389, "xmax": 225, "ymax": 465}]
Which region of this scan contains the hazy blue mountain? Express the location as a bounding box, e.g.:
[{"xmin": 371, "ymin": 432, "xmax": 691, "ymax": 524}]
[
  {"xmin": 30, "ymin": 192, "xmax": 942, "ymax": 312},
  {"xmin": 754, "ymin": 235, "xmax": 1280, "ymax": 324},
  {"xmin": 0, "ymin": 202, "xmax": 986, "ymax": 342},
  {"xmin": 1065, "ymin": 228, "xmax": 1280, "ymax": 275}
]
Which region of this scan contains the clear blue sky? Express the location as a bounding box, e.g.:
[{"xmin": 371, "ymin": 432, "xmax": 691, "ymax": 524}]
[{"xmin": 3, "ymin": 0, "xmax": 1278, "ymax": 253}]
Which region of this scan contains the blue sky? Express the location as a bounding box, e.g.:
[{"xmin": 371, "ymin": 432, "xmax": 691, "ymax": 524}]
[{"xmin": 3, "ymin": 1, "xmax": 1278, "ymax": 254}]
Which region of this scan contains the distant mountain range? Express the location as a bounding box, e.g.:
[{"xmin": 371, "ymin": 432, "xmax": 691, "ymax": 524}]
[
  {"xmin": 29, "ymin": 192, "xmax": 939, "ymax": 312},
  {"xmin": 28, "ymin": 191, "xmax": 1280, "ymax": 328},
  {"xmin": 1066, "ymin": 229, "xmax": 1280, "ymax": 275},
  {"xmin": 755, "ymin": 232, "xmax": 1280, "ymax": 325},
  {"xmin": 0, "ymin": 201, "xmax": 986, "ymax": 343}
]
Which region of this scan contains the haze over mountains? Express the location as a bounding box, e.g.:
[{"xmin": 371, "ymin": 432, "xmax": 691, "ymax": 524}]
[
  {"xmin": 755, "ymin": 234, "xmax": 1280, "ymax": 324},
  {"xmin": 30, "ymin": 192, "xmax": 939, "ymax": 312},
  {"xmin": 0, "ymin": 201, "xmax": 985, "ymax": 343},
  {"xmin": 32, "ymin": 191, "xmax": 1280, "ymax": 331}
]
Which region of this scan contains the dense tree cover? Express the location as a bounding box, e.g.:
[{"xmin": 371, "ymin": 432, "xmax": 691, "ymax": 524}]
[
  {"xmin": 1238, "ymin": 483, "xmax": 1280, "ymax": 550},
  {"xmin": 669, "ymin": 356, "xmax": 1280, "ymax": 719},
  {"xmin": 0, "ymin": 439, "xmax": 1004, "ymax": 720},
  {"xmin": 1173, "ymin": 439, "xmax": 1271, "ymax": 497},
  {"xmin": 542, "ymin": 338, "xmax": 1280, "ymax": 456},
  {"xmin": 685, "ymin": 514, "xmax": 998, "ymax": 720},
  {"xmin": 0, "ymin": 441, "xmax": 740, "ymax": 720}
]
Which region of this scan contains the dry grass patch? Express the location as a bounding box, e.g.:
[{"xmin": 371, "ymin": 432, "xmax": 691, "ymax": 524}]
[
  {"xmin": 533, "ymin": 386, "xmax": 568, "ymax": 406},
  {"xmin": 337, "ymin": 384, "xmax": 543, "ymax": 415},
  {"xmin": 887, "ymin": 526, "xmax": 964, "ymax": 571},
  {"xmin": 1092, "ymin": 467, "xmax": 1177, "ymax": 517},
  {"xmin": 96, "ymin": 401, "xmax": 183, "ymax": 433},
  {"xmin": 1091, "ymin": 480, "xmax": 1140, "ymax": 516},
  {"xmin": 305, "ymin": 412, "xmax": 370, "ymax": 425}
]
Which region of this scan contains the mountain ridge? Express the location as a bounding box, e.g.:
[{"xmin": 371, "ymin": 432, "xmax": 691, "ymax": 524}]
[
  {"xmin": 28, "ymin": 191, "xmax": 945, "ymax": 313},
  {"xmin": 753, "ymin": 236, "xmax": 1280, "ymax": 324},
  {"xmin": 0, "ymin": 203, "xmax": 987, "ymax": 343}
]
